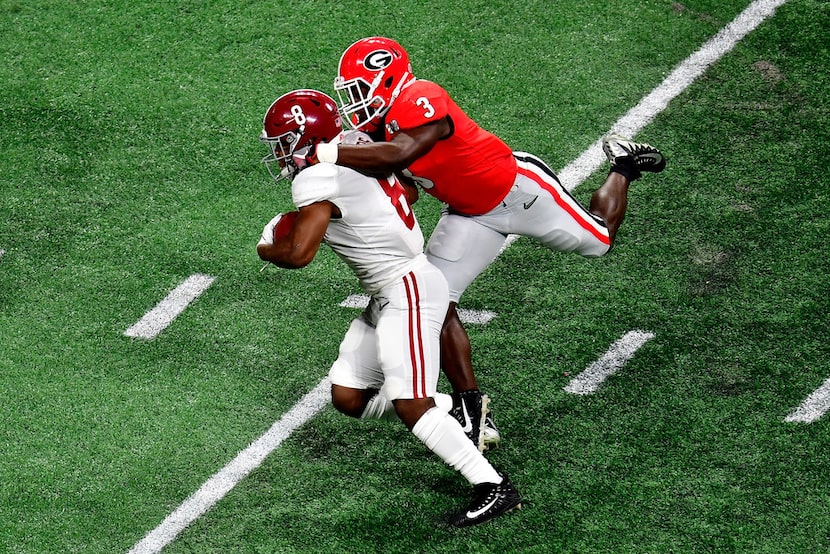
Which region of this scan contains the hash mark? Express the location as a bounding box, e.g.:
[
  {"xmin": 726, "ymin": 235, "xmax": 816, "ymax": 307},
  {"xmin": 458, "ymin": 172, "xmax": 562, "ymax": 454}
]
[
  {"xmin": 784, "ymin": 376, "xmax": 830, "ymax": 423},
  {"xmin": 564, "ymin": 330, "xmax": 655, "ymax": 395},
  {"xmin": 124, "ymin": 274, "xmax": 215, "ymax": 339}
]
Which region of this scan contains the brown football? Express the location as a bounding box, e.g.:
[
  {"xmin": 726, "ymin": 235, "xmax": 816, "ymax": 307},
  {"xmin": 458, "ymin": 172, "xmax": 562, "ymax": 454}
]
[{"xmin": 273, "ymin": 211, "xmax": 299, "ymax": 241}]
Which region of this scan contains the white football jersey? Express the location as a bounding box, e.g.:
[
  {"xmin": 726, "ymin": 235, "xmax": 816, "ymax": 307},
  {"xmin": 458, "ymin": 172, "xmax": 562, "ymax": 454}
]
[{"xmin": 291, "ymin": 163, "xmax": 424, "ymax": 294}]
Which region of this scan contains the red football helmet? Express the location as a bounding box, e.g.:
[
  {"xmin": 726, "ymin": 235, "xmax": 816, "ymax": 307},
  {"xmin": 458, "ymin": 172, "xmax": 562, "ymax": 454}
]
[
  {"xmin": 333, "ymin": 37, "xmax": 415, "ymax": 132},
  {"xmin": 260, "ymin": 89, "xmax": 342, "ymax": 183}
]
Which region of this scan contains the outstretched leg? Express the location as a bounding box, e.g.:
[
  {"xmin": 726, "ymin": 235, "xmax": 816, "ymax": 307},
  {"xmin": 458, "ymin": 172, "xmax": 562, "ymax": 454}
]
[
  {"xmin": 331, "ymin": 389, "xmax": 521, "ymax": 527},
  {"xmin": 589, "ymin": 171, "xmax": 630, "ymax": 244},
  {"xmin": 591, "ymin": 135, "xmax": 667, "ymax": 243},
  {"xmin": 398, "ymin": 401, "xmax": 522, "ymax": 527}
]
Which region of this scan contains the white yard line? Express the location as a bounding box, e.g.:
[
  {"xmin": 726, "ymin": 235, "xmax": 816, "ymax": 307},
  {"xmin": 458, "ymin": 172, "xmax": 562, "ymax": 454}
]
[
  {"xmin": 784, "ymin": 377, "xmax": 830, "ymax": 423},
  {"xmin": 564, "ymin": 331, "xmax": 655, "ymax": 395},
  {"xmin": 558, "ymin": 0, "xmax": 789, "ymax": 191},
  {"xmin": 127, "ymin": 2, "xmax": 788, "ymax": 551},
  {"xmin": 124, "ymin": 274, "xmax": 215, "ymax": 339},
  {"xmin": 504, "ymin": 0, "xmax": 789, "ymax": 252},
  {"xmin": 340, "ymin": 293, "xmax": 496, "ymax": 324},
  {"xmin": 127, "ymin": 378, "xmax": 331, "ymax": 554}
]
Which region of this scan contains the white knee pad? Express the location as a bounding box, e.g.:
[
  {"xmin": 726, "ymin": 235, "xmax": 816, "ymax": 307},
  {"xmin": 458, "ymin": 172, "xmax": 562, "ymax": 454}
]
[{"xmin": 328, "ymin": 318, "xmax": 382, "ymax": 390}]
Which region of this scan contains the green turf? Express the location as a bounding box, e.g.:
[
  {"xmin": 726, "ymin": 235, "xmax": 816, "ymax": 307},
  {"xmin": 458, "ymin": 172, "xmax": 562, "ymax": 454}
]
[{"xmin": 1, "ymin": 0, "xmax": 828, "ymax": 552}]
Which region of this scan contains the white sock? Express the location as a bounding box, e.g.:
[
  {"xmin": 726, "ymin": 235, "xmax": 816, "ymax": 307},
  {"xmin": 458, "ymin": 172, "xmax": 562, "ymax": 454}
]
[
  {"xmin": 359, "ymin": 392, "xmax": 398, "ymax": 421},
  {"xmin": 434, "ymin": 392, "xmax": 452, "ymax": 413},
  {"xmin": 361, "ymin": 392, "xmax": 451, "ymax": 420},
  {"xmin": 411, "ymin": 407, "xmax": 501, "ymax": 485}
]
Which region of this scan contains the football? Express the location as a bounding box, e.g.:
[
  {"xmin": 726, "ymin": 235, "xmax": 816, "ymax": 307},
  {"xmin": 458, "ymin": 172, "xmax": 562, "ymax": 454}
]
[{"xmin": 273, "ymin": 210, "xmax": 299, "ymax": 241}]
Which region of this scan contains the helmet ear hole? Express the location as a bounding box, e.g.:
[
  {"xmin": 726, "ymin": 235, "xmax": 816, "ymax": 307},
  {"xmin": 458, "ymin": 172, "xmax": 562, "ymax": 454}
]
[{"xmin": 384, "ymin": 76, "xmax": 394, "ymax": 89}]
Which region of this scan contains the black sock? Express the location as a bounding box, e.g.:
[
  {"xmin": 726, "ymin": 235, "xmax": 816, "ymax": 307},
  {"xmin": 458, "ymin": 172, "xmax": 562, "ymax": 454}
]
[{"xmin": 610, "ymin": 161, "xmax": 641, "ymax": 182}]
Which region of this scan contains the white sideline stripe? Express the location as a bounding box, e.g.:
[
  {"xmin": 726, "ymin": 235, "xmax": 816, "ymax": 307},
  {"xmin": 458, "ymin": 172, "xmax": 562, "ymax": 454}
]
[
  {"xmin": 564, "ymin": 330, "xmax": 655, "ymax": 395},
  {"xmin": 128, "ymin": 3, "xmax": 786, "ymax": 551},
  {"xmin": 557, "ymin": 0, "xmax": 789, "ymax": 190},
  {"xmin": 124, "ymin": 274, "xmax": 215, "ymax": 339},
  {"xmin": 784, "ymin": 377, "xmax": 830, "ymax": 423},
  {"xmin": 339, "ymin": 293, "xmax": 496, "ymax": 324},
  {"xmin": 127, "ymin": 377, "xmax": 331, "ymax": 554},
  {"xmin": 503, "ymin": 0, "xmax": 789, "ymax": 253}
]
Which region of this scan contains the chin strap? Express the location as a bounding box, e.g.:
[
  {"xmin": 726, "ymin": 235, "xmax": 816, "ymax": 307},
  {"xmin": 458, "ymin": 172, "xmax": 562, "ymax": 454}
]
[{"xmin": 389, "ymin": 71, "xmax": 414, "ymax": 105}]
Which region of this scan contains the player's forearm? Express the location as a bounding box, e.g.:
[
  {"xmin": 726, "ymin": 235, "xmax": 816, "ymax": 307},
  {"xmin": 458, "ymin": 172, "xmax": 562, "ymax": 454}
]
[
  {"xmin": 335, "ymin": 142, "xmax": 415, "ymax": 173},
  {"xmin": 257, "ymin": 241, "xmax": 315, "ymax": 269}
]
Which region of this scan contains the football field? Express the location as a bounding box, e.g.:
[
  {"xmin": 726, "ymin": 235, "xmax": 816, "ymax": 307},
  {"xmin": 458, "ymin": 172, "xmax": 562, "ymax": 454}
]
[{"xmin": 2, "ymin": 1, "xmax": 828, "ymax": 552}]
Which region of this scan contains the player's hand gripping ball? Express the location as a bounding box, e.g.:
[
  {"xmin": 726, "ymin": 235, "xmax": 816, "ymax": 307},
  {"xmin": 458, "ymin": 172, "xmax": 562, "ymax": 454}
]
[{"xmin": 259, "ymin": 211, "xmax": 299, "ymax": 246}]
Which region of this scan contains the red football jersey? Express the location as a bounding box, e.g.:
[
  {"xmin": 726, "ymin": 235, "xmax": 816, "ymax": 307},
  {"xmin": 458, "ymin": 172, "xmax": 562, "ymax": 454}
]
[{"xmin": 384, "ymin": 80, "xmax": 517, "ymax": 215}]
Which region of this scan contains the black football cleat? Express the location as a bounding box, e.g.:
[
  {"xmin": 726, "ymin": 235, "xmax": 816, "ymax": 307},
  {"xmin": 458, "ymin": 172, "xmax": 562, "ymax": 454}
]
[
  {"xmin": 451, "ymin": 474, "xmax": 523, "ymax": 528},
  {"xmin": 449, "ymin": 390, "xmax": 497, "ymax": 452},
  {"xmin": 602, "ymin": 134, "xmax": 666, "ymax": 180}
]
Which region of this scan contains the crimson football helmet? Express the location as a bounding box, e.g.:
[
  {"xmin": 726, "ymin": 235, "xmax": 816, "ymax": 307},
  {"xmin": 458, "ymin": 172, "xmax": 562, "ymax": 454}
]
[
  {"xmin": 260, "ymin": 89, "xmax": 342, "ymax": 183},
  {"xmin": 333, "ymin": 37, "xmax": 415, "ymax": 132}
]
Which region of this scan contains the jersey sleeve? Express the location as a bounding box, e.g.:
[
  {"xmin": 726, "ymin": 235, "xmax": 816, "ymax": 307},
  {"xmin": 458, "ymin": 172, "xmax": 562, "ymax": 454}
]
[
  {"xmin": 389, "ymin": 80, "xmax": 449, "ymax": 131},
  {"xmin": 291, "ymin": 164, "xmax": 341, "ymax": 208}
]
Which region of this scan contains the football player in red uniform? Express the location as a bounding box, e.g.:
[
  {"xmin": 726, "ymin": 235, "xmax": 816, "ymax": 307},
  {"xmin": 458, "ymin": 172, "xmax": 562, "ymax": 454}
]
[
  {"xmin": 257, "ymin": 89, "xmax": 521, "ymax": 527},
  {"xmin": 305, "ymin": 37, "xmax": 666, "ymax": 450}
]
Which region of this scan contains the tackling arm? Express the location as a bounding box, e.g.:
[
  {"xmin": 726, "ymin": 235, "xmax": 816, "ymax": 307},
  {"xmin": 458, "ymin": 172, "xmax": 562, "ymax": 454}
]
[
  {"xmin": 331, "ymin": 118, "xmax": 450, "ymax": 174},
  {"xmin": 257, "ymin": 201, "xmax": 337, "ymax": 269}
]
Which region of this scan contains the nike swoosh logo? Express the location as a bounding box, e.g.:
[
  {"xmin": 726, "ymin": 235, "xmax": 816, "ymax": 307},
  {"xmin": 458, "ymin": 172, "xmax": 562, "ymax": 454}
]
[
  {"xmin": 523, "ymin": 196, "xmax": 538, "ymax": 210},
  {"xmin": 466, "ymin": 497, "xmax": 498, "ymax": 519},
  {"xmin": 460, "ymin": 402, "xmax": 473, "ymax": 433}
]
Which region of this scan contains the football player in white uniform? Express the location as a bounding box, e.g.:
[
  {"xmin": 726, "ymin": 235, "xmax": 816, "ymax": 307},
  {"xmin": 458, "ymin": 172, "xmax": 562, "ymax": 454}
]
[{"xmin": 256, "ymin": 89, "xmax": 521, "ymax": 527}]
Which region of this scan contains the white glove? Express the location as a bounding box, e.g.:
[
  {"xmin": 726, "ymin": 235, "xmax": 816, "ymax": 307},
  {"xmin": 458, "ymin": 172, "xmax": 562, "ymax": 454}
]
[{"xmin": 258, "ymin": 213, "xmax": 284, "ymax": 246}]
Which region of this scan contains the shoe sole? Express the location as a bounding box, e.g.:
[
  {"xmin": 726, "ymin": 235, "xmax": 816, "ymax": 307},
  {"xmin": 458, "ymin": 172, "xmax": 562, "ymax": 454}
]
[
  {"xmin": 483, "ymin": 434, "xmax": 500, "ymax": 449},
  {"xmin": 482, "ymin": 424, "xmax": 500, "ymax": 449},
  {"xmin": 603, "ymin": 134, "xmax": 666, "ymax": 173},
  {"xmin": 477, "ymin": 394, "xmax": 490, "ymax": 452},
  {"xmin": 505, "ymin": 500, "xmax": 523, "ymax": 516}
]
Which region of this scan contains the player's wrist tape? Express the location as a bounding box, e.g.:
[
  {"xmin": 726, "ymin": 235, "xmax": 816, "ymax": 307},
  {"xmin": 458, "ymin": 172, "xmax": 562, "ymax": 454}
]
[{"xmin": 316, "ymin": 142, "xmax": 338, "ymax": 164}]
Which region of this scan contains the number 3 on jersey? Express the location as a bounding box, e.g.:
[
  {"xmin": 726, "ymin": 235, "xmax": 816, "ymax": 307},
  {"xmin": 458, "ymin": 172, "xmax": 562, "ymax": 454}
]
[
  {"xmin": 416, "ymin": 97, "xmax": 435, "ymax": 118},
  {"xmin": 377, "ymin": 175, "xmax": 416, "ymax": 230}
]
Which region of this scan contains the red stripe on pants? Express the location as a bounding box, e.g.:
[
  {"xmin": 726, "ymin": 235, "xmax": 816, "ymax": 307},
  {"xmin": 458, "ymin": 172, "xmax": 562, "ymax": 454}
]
[
  {"xmin": 518, "ymin": 165, "xmax": 611, "ymax": 246},
  {"xmin": 403, "ymin": 272, "xmax": 427, "ymax": 398}
]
